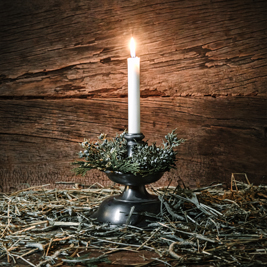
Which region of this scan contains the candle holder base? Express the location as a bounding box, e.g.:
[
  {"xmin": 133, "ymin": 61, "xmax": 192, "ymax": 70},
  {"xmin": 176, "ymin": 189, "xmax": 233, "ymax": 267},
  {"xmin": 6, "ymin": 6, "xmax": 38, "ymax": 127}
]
[{"xmin": 91, "ymin": 171, "xmax": 164, "ymax": 227}]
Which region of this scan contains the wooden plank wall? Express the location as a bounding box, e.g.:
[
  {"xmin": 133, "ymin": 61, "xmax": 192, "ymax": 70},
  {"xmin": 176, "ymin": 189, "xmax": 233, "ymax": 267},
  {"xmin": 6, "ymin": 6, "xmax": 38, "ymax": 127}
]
[{"xmin": 0, "ymin": 0, "xmax": 266, "ymax": 192}]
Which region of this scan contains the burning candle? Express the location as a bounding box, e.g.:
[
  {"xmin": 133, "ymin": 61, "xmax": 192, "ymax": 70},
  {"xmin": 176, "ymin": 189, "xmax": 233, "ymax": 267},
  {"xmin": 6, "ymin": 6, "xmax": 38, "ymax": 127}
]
[{"xmin": 127, "ymin": 37, "xmax": 140, "ymax": 134}]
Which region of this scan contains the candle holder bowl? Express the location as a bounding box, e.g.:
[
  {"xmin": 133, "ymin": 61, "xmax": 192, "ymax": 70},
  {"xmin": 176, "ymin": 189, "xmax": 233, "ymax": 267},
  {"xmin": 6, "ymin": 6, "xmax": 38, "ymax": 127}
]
[{"xmin": 91, "ymin": 171, "xmax": 164, "ymax": 226}]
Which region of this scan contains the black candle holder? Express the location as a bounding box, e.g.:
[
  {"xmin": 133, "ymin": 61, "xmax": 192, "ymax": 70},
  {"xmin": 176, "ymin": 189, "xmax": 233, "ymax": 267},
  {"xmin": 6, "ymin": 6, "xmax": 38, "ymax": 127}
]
[
  {"xmin": 124, "ymin": 133, "xmax": 145, "ymax": 157},
  {"xmin": 91, "ymin": 133, "xmax": 164, "ymax": 226}
]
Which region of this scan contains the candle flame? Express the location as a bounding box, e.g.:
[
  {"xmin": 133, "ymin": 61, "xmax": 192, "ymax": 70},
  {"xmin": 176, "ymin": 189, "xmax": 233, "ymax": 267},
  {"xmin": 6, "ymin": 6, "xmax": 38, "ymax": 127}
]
[{"xmin": 130, "ymin": 37, "xmax": 136, "ymax": 58}]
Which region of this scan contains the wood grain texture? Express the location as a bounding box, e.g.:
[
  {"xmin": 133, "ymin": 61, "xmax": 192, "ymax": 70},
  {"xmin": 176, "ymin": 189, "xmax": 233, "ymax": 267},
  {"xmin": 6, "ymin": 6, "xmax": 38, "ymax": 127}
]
[
  {"xmin": 0, "ymin": 0, "xmax": 267, "ymax": 98},
  {"xmin": 0, "ymin": 0, "xmax": 266, "ymax": 192},
  {"xmin": 0, "ymin": 97, "xmax": 266, "ymax": 192}
]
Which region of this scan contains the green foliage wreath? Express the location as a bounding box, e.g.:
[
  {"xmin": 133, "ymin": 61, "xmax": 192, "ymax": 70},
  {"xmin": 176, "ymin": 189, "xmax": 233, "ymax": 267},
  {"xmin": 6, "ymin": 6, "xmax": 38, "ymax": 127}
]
[{"xmin": 72, "ymin": 130, "xmax": 185, "ymax": 177}]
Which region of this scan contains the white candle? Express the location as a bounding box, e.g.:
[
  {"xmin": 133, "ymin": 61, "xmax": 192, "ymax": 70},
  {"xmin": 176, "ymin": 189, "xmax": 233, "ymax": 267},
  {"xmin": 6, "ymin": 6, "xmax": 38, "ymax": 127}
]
[{"xmin": 128, "ymin": 37, "xmax": 140, "ymax": 134}]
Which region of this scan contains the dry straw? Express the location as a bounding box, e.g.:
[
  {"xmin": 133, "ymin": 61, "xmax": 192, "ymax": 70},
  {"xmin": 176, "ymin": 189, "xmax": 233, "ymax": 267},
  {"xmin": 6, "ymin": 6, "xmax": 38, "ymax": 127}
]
[{"xmin": 0, "ymin": 174, "xmax": 267, "ymax": 266}]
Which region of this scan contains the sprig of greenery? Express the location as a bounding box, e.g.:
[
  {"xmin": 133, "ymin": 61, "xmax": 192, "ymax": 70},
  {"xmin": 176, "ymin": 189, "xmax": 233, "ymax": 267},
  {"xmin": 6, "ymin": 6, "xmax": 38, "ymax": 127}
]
[{"xmin": 72, "ymin": 129, "xmax": 185, "ymax": 177}]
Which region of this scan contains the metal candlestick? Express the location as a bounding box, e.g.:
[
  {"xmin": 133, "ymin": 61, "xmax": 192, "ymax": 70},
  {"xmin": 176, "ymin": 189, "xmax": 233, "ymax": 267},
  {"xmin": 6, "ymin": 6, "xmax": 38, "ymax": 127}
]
[
  {"xmin": 124, "ymin": 133, "xmax": 145, "ymax": 157},
  {"xmin": 91, "ymin": 133, "xmax": 164, "ymax": 226}
]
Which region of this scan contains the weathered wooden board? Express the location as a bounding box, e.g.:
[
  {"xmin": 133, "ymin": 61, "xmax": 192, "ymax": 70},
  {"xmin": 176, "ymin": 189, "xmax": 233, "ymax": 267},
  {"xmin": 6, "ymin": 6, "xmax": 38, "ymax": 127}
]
[
  {"xmin": 0, "ymin": 0, "xmax": 267, "ymax": 192},
  {"xmin": 0, "ymin": 97, "xmax": 266, "ymax": 192},
  {"xmin": 0, "ymin": 0, "xmax": 266, "ymax": 98}
]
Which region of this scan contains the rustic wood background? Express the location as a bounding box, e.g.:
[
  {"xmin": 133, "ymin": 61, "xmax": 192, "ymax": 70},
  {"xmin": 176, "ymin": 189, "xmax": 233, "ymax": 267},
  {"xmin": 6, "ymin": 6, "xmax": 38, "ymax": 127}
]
[{"xmin": 0, "ymin": 0, "xmax": 266, "ymax": 192}]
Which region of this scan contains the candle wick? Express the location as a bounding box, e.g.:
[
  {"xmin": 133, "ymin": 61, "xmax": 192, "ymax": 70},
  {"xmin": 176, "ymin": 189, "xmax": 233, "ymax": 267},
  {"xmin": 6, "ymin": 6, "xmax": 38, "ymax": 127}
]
[{"xmin": 131, "ymin": 51, "xmax": 136, "ymax": 58}]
